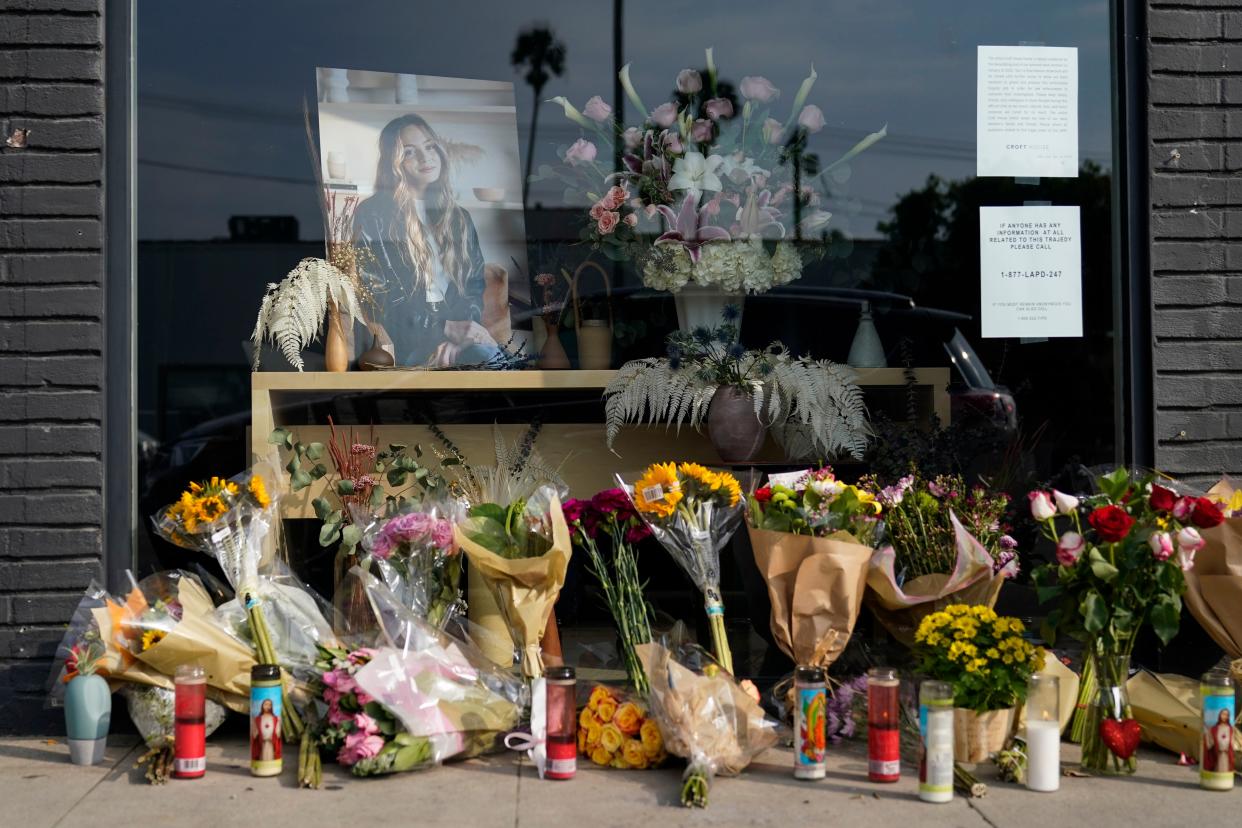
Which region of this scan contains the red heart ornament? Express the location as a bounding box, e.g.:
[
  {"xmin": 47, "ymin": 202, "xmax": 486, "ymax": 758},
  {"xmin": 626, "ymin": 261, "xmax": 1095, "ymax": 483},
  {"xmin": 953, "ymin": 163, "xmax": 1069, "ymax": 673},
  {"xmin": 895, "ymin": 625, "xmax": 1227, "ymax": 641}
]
[{"xmin": 1099, "ymin": 718, "xmax": 1141, "ymax": 760}]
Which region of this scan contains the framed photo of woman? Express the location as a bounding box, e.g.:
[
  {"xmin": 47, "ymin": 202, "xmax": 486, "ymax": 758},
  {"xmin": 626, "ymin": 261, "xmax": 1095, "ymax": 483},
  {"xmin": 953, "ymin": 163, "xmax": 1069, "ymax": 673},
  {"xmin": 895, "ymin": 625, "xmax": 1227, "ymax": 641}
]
[{"xmin": 316, "ymin": 68, "xmax": 528, "ymax": 368}]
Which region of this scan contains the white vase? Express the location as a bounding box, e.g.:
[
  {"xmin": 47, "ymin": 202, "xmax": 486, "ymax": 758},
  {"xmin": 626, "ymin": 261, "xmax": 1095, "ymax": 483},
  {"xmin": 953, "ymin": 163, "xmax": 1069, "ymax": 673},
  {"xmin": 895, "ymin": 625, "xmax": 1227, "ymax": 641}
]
[
  {"xmin": 847, "ymin": 301, "xmax": 886, "ymax": 368},
  {"xmin": 674, "ymin": 284, "xmax": 744, "ymax": 333}
]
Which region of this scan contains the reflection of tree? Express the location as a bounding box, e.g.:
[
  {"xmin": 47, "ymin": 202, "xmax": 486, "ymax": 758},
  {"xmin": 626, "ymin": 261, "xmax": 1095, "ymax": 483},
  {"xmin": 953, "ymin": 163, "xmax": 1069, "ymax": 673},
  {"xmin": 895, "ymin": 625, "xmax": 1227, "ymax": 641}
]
[
  {"xmin": 512, "ymin": 26, "xmax": 566, "ymax": 208},
  {"xmin": 868, "ymin": 162, "xmax": 1115, "ymax": 473}
]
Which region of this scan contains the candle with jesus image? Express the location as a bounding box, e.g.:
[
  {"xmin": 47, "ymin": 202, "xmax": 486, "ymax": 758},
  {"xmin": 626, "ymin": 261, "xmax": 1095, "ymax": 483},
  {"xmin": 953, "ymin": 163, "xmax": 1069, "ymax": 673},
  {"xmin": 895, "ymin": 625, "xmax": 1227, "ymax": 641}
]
[{"xmin": 1200, "ymin": 672, "xmax": 1236, "ymax": 791}]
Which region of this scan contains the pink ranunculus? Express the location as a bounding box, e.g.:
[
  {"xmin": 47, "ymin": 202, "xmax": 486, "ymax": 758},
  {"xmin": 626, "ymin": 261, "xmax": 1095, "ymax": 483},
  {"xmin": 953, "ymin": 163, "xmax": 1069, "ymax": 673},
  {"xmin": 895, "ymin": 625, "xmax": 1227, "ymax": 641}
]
[
  {"xmin": 338, "ymin": 730, "xmax": 386, "ymax": 766},
  {"xmin": 1056, "ymin": 531, "xmax": 1085, "ymax": 567},
  {"xmin": 565, "ymin": 138, "xmax": 597, "ymax": 166},
  {"xmin": 1148, "ymin": 531, "xmax": 1174, "ymax": 562},
  {"xmin": 690, "ymin": 118, "xmax": 714, "ymax": 143},
  {"xmin": 431, "ymin": 518, "xmax": 454, "ymax": 552},
  {"xmin": 650, "ymin": 102, "xmax": 679, "ymax": 128},
  {"xmin": 761, "ymin": 117, "xmax": 784, "ymax": 145},
  {"xmin": 583, "ymin": 95, "xmax": 612, "ymax": 122},
  {"xmin": 797, "ymin": 104, "xmax": 826, "ymax": 133},
  {"xmin": 623, "ymin": 212, "xmax": 637, "ymax": 227},
  {"xmin": 622, "ymin": 127, "xmax": 643, "ymax": 150},
  {"xmin": 597, "ymin": 211, "xmax": 620, "ymax": 234},
  {"xmin": 354, "ymin": 712, "xmax": 380, "ymax": 734},
  {"xmin": 740, "ymin": 76, "xmax": 779, "ymax": 102},
  {"xmin": 1028, "ymin": 491, "xmax": 1057, "ymax": 521},
  {"xmin": 704, "ymin": 97, "xmax": 734, "ymax": 120},
  {"xmin": 676, "ymin": 69, "xmax": 703, "ymax": 94}
]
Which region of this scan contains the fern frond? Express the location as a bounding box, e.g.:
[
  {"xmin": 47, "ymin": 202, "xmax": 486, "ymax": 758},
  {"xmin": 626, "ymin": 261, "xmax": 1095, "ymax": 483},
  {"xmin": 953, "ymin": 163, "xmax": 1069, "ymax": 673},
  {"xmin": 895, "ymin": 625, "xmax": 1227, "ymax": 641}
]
[{"xmin": 250, "ymin": 258, "xmax": 359, "ymax": 371}]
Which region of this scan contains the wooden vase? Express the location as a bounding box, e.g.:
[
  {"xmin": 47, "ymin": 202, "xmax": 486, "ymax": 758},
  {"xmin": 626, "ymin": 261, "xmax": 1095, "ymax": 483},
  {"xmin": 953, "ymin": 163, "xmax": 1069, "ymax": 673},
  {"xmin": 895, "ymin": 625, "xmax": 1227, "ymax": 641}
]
[{"xmin": 325, "ymin": 299, "xmax": 349, "ymax": 373}]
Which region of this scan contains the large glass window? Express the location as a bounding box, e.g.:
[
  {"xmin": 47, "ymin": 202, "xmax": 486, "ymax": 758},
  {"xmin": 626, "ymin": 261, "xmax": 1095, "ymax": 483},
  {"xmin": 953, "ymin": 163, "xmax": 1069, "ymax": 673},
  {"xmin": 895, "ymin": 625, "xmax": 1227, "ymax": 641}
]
[{"xmin": 136, "ymin": 1, "xmax": 1121, "ymax": 674}]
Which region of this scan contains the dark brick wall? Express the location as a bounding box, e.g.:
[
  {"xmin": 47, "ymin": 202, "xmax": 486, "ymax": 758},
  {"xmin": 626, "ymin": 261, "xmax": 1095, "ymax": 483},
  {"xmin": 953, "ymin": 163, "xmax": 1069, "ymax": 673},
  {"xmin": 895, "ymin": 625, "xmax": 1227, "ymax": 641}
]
[
  {"xmin": 1150, "ymin": 2, "xmax": 1242, "ymax": 487},
  {"xmin": 0, "ymin": 0, "xmax": 104, "ymax": 732}
]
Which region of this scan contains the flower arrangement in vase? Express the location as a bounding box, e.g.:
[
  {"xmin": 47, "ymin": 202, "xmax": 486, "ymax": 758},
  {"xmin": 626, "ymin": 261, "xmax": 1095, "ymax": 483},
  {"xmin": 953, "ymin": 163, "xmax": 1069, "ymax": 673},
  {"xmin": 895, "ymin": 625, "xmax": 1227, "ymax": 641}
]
[
  {"xmin": 603, "ymin": 307, "xmax": 869, "ymax": 463},
  {"xmin": 542, "ymin": 48, "xmax": 885, "ymax": 330},
  {"xmin": 1030, "ymin": 468, "xmax": 1217, "ymax": 774},
  {"xmin": 913, "ymin": 604, "xmax": 1045, "ymax": 763}
]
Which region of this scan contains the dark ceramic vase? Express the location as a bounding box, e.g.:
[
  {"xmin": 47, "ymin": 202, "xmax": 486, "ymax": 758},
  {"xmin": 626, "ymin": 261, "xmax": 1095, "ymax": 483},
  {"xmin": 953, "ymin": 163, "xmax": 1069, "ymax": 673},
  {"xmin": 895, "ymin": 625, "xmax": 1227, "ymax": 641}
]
[{"xmin": 707, "ymin": 386, "xmax": 766, "ymax": 463}]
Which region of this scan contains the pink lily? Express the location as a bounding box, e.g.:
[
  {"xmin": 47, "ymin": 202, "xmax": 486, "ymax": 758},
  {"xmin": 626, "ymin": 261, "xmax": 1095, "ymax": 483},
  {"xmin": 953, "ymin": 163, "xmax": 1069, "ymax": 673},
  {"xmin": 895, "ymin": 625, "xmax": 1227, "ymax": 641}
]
[{"xmin": 655, "ymin": 192, "xmax": 731, "ymax": 263}]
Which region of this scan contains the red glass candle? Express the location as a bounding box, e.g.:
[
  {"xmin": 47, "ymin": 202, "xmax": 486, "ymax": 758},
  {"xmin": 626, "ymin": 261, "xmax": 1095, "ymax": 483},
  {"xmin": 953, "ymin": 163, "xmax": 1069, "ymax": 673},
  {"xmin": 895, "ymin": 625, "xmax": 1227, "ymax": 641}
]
[
  {"xmin": 174, "ymin": 664, "xmax": 207, "ymax": 779},
  {"xmin": 867, "ymin": 667, "xmax": 900, "ymax": 782},
  {"xmin": 545, "ymin": 666, "xmax": 577, "ymax": 780}
]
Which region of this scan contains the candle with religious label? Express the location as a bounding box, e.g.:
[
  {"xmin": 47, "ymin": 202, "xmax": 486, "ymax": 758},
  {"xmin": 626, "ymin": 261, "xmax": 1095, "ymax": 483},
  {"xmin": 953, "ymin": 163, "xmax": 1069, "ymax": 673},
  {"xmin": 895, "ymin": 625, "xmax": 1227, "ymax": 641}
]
[
  {"xmin": 545, "ymin": 666, "xmax": 577, "ymax": 780},
  {"xmin": 1200, "ymin": 671, "xmax": 1235, "ymax": 791},
  {"xmin": 249, "ymin": 664, "xmax": 283, "ymax": 778},
  {"xmin": 918, "ymin": 680, "xmax": 954, "ymax": 803},
  {"xmin": 1024, "ymin": 674, "xmax": 1061, "ymax": 792},
  {"xmin": 794, "ymin": 666, "xmax": 827, "ymax": 780},
  {"xmin": 867, "ymin": 667, "xmax": 901, "ymax": 782}
]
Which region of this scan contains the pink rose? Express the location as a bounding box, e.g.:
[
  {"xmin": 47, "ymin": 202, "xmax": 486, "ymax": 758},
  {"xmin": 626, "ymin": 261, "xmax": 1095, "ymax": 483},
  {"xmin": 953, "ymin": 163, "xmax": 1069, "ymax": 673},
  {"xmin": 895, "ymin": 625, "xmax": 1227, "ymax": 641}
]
[
  {"xmin": 565, "ymin": 138, "xmax": 597, "ymax": 166},
  {"xmin": 621, "ymin": 127, "xmax": 643, "ymax": 150},
  {"xmin": 690, "ymin": 118, "xmax": 714, "ymax": 143},
  {"xmin": 327, "ymin": 704, "xmax": 352, "ymax": 727},
  {"xmin": 740, "ymin": 76, "xmax": 779, "ymax": 102},
  {"xmin": 589, "ymin": 202, "xmax": 607, "ymax": 220},
  {"xmin": 1172, "ymin": 496, "xmax": 1195, "ymax": 520},
  {"xmin": 604, "ymin": 185, "xmax": 628, "ymax": 209},
  {"xmin": 1056, "ymin": 531, "xmax": 1085, "ymax": 567},
  {"xmin": 597, "ymin": 211, "xmax": 620, "ymax": 234},
  {"xmin": 650, "ymin": 102, "xmax": 679, "ymax": 128},
  {"xmin": 1028, "ymin": 491, "xmax": 1057, "ymax": 521},
  {"xmin": 354, "ymin": 691, "xmax": 373, "ymax": 706},
  {"xmin": 354, "ymin": 712, "xmax": 380, "ymax": 735},
  {"xmin": 676, "ymin": 69, "xmax": 702, "ymax": 94},
  {"xmin": 1148, "ymin": 531, "xmax": 1174, "ymax": 562},
  {"xmin": 322, "ymin": 687, "xmax": 341, "ymax": 707},
  {"xmin": 704, "ymin": 97, "xmax": 733, "ymax": 120},
  {"xmin": 622, "ymin": 213, "xmax": 637, "ymax": 227},
  {"xmin": 338, "ymin": 730, "xmax": 385, "ymax": 766},
  {"xmin": 583, "ymin": 95, "xmax": 612, "ymax": 122},
  {"xmin": 762, "ymin": 117, "xmax": 784, "ymax": 145},
  {"xmin": 321, "ymin": 668, "xmax": 356, "ymax": 694},
  {"xmin": 431, "ymin": 518, "xmax": 454, "ymax": 552},
  {"xmin": 797, "ymin": 104, "xmax": 826, "ymax": 133}
]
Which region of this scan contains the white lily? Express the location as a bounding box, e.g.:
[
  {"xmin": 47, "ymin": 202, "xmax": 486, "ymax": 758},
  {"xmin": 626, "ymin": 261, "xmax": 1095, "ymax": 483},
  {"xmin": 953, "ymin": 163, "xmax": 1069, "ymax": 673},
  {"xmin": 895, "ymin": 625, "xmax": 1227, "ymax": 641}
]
[
  {"xmin": 547, "ymin": 96, "xmax": 592, "ymax": 130},
  {"xmin": 719, "ymin": 153, "xmax": 768, "ymax": 184},
  {"xmin": 618, "ymin": 63, "xmax": 646, "ymax": 117},
  {"xmin": 667, "ymin": 151, "xmax": 724, "ymax": 199},
  {"xmin": 788, "ymin": 63, "xmax": 818, "ymax": 123}
]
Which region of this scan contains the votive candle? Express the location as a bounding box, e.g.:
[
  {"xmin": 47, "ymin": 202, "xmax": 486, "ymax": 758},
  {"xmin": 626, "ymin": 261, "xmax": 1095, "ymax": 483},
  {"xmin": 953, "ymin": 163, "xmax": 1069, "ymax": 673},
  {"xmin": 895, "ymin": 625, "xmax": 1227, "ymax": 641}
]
[
  {"xmin": 867, "ymin": 667, "xmax": 901, "ymax": 782},
  {"xmin": 1200, "ymin": 671, "xmax": 1235, "ymax": 791},
  {"xmin": 1024, "ymin": 674, "xmax": 1061, "ymax": 792}
]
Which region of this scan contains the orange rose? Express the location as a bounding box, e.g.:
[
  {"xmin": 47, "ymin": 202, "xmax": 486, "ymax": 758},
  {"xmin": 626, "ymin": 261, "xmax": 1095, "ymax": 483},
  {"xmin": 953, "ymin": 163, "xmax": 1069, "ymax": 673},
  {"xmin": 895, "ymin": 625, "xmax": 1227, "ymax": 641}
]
[
  {"xmin": 596, "ymin": 697, "xmax": 618, "ymax": 723},
  {"xmin": 599, "ymin": 723, "xmax": 624, "ymax": 754},
  {"xmin": 584, "ymin": 721, "xmax": 603, "ymax": 749},
  {"xmin": 590, "ymin": 746, "xmax": 612, "ymax": 766},
  {"xmin": 614, "ymin": 702, "xmax": 642, "ymax": 736},
  {"xmin": 622, "ymin": 739, "xmax": 649, "ymax": 769},
  {"xmin": 577, "ymin": 728, "xmax": 588, "ymax": 753},
  {"xmin": 640, "ymin": 718, "xmax": 664, "ymax": 759},
  {"xmin": 578, "ymin": 707, "xmax": 595, "ymax": 730},
  {"xmin": 587, "ymin": 685, "xmax": 613, "ymax": 711}
]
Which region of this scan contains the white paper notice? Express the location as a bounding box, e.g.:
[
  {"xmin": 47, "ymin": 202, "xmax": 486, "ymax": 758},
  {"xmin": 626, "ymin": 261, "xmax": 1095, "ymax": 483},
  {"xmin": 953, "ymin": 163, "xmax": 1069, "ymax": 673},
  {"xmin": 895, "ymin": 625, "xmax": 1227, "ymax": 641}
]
[
  {"xmin": 977, "ymin": 46, "xmax": 1078, "ymax": 178},
  {"xmin": 979, "ymin": 205, "xmax": 1082, "ymax": 339}
]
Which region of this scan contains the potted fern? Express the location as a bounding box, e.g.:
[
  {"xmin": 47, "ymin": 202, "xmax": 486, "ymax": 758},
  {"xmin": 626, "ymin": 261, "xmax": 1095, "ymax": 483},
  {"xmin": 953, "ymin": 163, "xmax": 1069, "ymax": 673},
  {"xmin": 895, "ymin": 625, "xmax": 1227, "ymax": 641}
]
[
  {"xmin": 251, "ymin": 258, "xmax": 361, "ymax": 372},
  {"xmin": 603, "ymin": 307, "xmax": 870, "ymax": 463}
]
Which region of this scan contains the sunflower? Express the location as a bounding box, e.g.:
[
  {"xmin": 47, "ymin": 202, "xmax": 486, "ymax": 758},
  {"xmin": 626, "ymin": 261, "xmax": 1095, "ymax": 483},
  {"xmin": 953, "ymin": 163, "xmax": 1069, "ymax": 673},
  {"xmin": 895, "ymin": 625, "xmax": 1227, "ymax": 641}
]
[
  {"xmin": 247, "ymin": 474, "xmax": 271, "ymax": 508},
  {"xmin": 711, "ymin": 471, "xmax": 742, "ymax": 507},
  {"xmin": 141, "ymin": 629, "xmax": 166, "ymax": 651},
  {"xmin": 634, "ymin": 463, "xmax": 682, "ymax": 518},
  {"xmin": 198, "ymin": 495, "xmax": 227, "ymax": 521}
]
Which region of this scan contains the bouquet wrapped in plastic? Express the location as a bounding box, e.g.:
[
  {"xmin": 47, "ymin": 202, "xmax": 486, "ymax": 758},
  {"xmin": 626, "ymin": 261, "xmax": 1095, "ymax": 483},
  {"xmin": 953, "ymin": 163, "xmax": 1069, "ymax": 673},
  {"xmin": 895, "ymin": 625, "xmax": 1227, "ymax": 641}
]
[
  {"xmin": 636, "ymin": 627, "xmax": 777, "ymax": 807},
  {"xmin": 747, "ymin": 468, "xmax": 881, "ymax": 674},
  {"xmin": 455, "ymin": 484, "xmax": 572, "ymax": 679},
  {"xmin": 623, "ymin": 462, "xmax": 744, "ymax": 673},
  {"xmin": 306, "ymin": 570, "xmax": 526, "ymax": 780},
  {"xmin": 355, "ymin": 499, "xmax": 465, "ymax": 631},
  {"xmin": 577, "ymin": 684, "xmax": 667, "ymax": 770}
]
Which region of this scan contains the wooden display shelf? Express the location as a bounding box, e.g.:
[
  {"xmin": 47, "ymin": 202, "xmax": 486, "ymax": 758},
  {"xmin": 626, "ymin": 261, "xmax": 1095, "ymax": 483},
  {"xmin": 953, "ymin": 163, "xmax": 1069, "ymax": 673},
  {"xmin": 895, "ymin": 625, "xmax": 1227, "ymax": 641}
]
[{"xmin": 250, "ymin": 367, "xmax": 951, "ymax": 516}]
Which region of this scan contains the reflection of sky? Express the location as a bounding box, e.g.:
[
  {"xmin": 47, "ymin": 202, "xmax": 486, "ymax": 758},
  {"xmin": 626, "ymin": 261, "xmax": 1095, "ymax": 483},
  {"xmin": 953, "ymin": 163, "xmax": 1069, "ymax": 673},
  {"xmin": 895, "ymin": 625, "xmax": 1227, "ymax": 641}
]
[{"xmin": 137, "ymin": 0, "xmax": 1114, "ymax": 241}]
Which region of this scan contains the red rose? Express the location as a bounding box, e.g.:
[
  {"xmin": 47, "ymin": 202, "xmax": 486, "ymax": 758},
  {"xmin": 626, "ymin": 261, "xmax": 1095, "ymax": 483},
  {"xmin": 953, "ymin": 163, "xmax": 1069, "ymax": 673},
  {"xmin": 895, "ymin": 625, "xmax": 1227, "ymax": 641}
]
[
  {"xmin": 1088, "ymin": 505, "xmax": 1135, "ymax": 543},
  {"xmin": 754, "ymin": 486, "xmax": 772, "ymax": 503},
  {"xmin": 1191, "ymin": 497, "xmax": 1225, "ymax": 529},
  {"xmin": 1149, "ymin": 484, "xmax": 1176, "ymax": 512}
]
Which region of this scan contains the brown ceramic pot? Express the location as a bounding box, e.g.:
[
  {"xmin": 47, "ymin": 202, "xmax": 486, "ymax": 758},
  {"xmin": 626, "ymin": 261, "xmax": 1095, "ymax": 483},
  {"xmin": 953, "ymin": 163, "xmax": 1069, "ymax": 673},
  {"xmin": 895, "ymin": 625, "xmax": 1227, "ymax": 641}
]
[{"xmin": 707, "ymin": 386, "xmax": 766, "ymax": 463}]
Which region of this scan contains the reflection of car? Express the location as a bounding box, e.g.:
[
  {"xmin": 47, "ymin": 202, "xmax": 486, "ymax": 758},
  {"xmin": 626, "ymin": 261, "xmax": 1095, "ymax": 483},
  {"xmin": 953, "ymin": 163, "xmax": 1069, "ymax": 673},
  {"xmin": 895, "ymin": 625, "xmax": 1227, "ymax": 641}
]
[{"xmin": 945, "ymin": 329, "xmax": 1017, "ymax": 432}]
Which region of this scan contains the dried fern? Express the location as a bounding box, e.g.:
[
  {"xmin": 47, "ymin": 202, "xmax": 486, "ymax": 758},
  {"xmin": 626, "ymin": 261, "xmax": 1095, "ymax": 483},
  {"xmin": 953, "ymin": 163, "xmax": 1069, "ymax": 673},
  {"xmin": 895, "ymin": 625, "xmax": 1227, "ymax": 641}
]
[
  {"xmin": 251, "ymin": 258, "xmax": 361, "ymax": 371},
  {"xmin": 603, "ymin": 352, "xmax": 870, "ymax": 461}
]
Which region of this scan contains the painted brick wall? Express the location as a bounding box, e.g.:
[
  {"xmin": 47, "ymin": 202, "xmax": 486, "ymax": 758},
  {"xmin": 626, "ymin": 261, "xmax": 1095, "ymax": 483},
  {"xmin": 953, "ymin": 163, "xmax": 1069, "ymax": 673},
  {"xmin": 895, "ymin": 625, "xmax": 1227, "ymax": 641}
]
[
  {"xmin": 1150, "ymin": 2, "xmax": 1242, "ymax": 487},
  {"xmin": 0, "ymin": 0, "xmax": 105, "ymax": 732}
]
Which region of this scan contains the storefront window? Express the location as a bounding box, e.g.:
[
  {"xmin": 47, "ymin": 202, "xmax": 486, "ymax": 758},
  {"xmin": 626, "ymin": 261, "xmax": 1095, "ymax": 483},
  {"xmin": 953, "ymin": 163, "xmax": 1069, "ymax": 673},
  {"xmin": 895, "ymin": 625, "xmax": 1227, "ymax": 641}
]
[{"xmin": 136, "ymin": 1, "xmax": 1121, "ymax": 669}]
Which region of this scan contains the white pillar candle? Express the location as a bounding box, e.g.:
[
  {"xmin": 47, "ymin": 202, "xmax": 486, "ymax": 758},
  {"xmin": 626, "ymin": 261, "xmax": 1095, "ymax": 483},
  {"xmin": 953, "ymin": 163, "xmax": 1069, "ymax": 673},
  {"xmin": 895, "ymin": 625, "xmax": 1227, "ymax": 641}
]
[{"xmin": 1025, "ymin": 719, "xmax": 1061, "ymax": 792}]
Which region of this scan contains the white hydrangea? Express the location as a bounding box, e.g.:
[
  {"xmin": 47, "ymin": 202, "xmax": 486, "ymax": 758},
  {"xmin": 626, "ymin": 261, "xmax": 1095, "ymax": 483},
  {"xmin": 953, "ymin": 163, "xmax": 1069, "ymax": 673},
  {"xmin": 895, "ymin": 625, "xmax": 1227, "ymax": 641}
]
[
  {"xmin": 642, "ymin": 239, "xmax": 804, "ymax": 294},
  {"xmin": 768, "ymin": 241, "xmax": 803, "ymax": 289},
  {"xmin": 641, "ymin": 245, "xmax": 693, "ymax": 292},
  {"xmin": 692, "ymin": 241, "xmax": 746, "ymax": 292}
]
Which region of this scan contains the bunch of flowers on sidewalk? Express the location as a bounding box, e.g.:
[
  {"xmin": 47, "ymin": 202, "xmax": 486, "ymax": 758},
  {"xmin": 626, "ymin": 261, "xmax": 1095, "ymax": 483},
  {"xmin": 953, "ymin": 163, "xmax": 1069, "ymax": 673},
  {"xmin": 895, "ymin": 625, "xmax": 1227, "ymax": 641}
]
[{"xmin": 577, "ymin": 685, "xmax": 667, "ymax": 770}]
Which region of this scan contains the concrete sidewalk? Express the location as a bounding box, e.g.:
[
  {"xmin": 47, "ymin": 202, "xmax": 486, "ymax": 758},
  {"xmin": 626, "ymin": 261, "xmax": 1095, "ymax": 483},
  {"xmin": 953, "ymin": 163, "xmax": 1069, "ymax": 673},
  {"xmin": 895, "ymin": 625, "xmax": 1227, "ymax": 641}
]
[{"xmin": 0, "ymin": 735, "xmax": 1232, "ymax": 828}]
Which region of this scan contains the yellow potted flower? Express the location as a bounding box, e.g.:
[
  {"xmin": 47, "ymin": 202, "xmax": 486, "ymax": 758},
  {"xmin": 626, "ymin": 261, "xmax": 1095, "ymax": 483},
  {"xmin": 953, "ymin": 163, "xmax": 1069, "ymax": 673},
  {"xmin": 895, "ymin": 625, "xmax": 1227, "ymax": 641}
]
[{"xmin": 913, "ymin": 604, "xmax": 1045, "ymax": 762}]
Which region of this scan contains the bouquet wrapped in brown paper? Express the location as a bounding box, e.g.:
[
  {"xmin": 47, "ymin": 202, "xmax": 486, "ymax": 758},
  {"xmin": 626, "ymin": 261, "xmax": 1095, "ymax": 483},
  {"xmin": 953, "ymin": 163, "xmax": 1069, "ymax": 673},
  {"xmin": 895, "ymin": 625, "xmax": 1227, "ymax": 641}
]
[
  {"xmin": 455, "ymin": 485, "xmax": 572, "ymax": 679},
  {"xmin": 861, "ymin": 471, "xmax": 1016, "ymax": 646},
  {"xmin": 746, "ymin": 469, "xmax": 879, "ymax": 671},
  {"xmin": 1127, "ymin": 669, "xmax": 1242, "ymax": 758},
  {"xmin": 636, "ymin": 629, "xmax": 778, "ymax": 808},
  {"xmin": 1183, "ymin": 477, "xmax": 1242, "ymax": 658},
  {"xmin": 49, "ymin": 570, "xmax": 254, "ymax": 714}
]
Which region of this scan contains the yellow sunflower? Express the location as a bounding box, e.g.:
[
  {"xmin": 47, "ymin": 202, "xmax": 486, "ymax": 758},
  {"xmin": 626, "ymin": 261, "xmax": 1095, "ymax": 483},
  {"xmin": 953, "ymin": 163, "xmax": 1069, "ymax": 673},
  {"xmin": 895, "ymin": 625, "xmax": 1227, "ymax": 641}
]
[
  {"xmin": 633, "ymin": 463, "xmax": 682, "ymax": 518},
  {"xmin": 141, "ymin": 629, "xmax": 166, "ymax": 651},
  {"xmin": 247, "ymin": 474, "xmax": 271, "ymax": 508},
  {"xmin": 198, "ymin": 495, "xmax": 227, "ymax": 522}
]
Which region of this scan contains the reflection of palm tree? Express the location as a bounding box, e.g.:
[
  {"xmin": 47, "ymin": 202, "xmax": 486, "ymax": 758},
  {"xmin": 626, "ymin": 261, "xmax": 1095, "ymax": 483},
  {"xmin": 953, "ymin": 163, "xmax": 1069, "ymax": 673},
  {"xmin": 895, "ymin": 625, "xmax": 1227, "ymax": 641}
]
[{"xmin": 512, "ymin": 26, "xmax": 566, "ymax": 208}]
